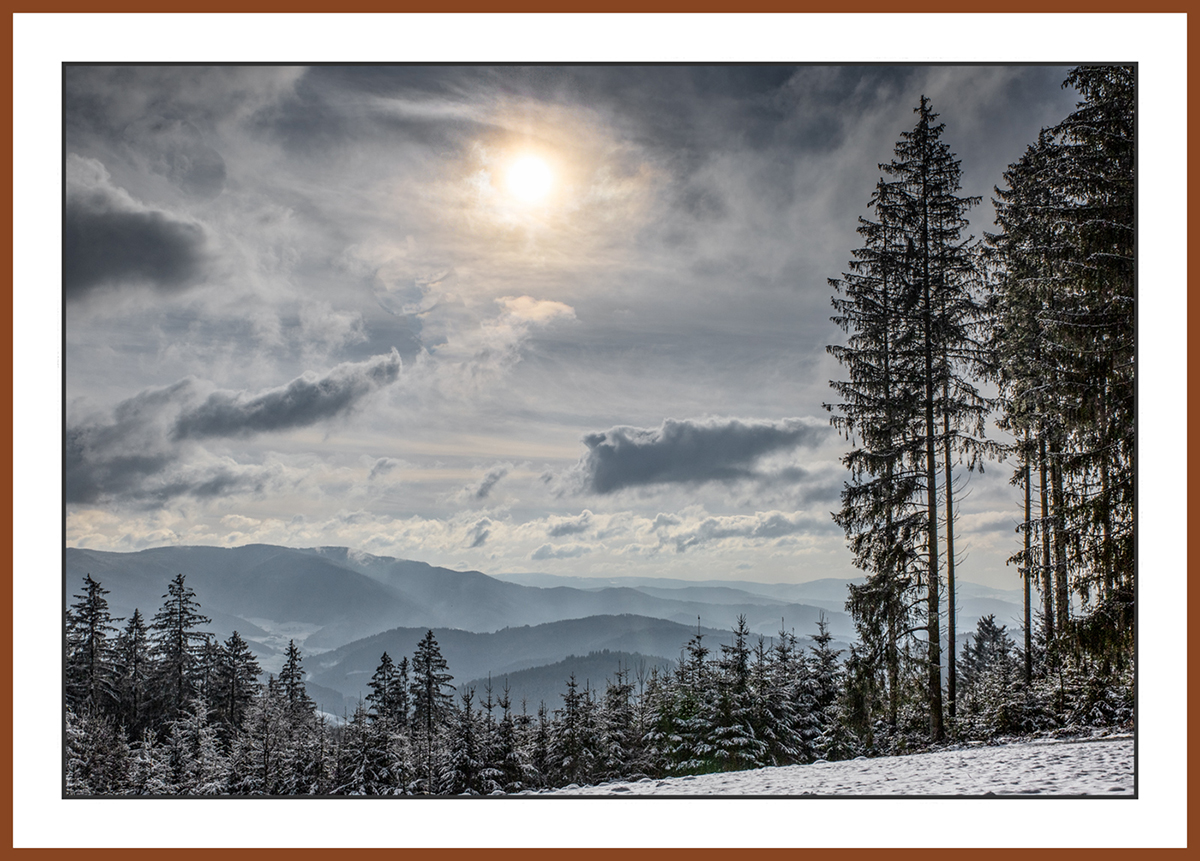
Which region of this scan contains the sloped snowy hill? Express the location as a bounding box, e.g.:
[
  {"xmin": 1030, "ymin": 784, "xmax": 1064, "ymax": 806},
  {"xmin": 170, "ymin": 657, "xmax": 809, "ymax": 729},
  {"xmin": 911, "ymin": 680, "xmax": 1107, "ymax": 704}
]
[{"xmin": 542, "ymin": 736, "xmax": 1134, "ymax": 796}]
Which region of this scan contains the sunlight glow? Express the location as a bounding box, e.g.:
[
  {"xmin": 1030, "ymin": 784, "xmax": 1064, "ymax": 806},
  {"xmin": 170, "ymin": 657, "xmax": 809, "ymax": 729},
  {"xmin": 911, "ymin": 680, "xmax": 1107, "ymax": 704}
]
[{"xmin": 505, "ymin": 155, "xmax": 554, "ymax": 203}]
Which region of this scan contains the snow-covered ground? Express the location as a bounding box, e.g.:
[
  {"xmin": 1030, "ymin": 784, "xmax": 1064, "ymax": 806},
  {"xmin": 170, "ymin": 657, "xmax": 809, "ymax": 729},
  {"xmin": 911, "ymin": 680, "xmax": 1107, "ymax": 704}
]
[{"xmin": 542, "ymin": 734, "xmax": 1134, "ymax": 796}]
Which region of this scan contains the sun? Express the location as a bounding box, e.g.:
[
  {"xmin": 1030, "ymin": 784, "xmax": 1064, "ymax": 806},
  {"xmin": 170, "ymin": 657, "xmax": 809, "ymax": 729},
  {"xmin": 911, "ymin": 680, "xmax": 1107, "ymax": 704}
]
[{"xmin": 505, "ymin": 154, "xmax": 554, "ymax": 203}]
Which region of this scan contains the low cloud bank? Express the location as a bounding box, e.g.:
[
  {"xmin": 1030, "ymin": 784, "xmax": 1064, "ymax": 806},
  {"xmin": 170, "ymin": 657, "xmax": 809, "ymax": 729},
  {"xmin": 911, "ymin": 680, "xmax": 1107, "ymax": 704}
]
[{"xmin": 575, "ymin": 416, "xmax": 826, "ymax": 494}]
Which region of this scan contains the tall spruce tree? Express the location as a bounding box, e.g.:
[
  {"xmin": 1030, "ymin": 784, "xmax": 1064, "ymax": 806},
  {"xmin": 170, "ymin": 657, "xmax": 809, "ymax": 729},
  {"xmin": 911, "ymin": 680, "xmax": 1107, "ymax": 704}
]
[
  {"xmin": 1046, "ymin": 66, "xmax": 1135, "ymax": 612},
  {"xmin": 275, "ymin": 642, "xmax": 326, "ymax": 794},
  {"xmin": 829, "ymin": 96, "xmax": 987, "ymax": 740},
  {"xmin": 670, "ymin": 628, "xmax": 717, "ymax": 774},
  {"xmin": 987, "ymin": 66, "xmax": 1135, "ymax": 666},
  {"xmin": 550, "ymin": 673, "xmax": 598, "ymax": 787},
  {"xmin": 988, "ymin": 129, "xmax": 1065, "ymax": 653},
  {"xmin": 828, "ymin": 174, "xmax": 923, "ymax": 734},
  {"xmin": 409, "ymin": 629, "xmax": 454, "ymax": 793}
]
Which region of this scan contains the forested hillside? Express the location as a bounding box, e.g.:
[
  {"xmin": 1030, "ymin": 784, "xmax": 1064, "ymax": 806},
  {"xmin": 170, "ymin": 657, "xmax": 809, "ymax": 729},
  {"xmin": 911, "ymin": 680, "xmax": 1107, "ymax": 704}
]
[{"xmin": 67, "ymin": 569, "xmax": 1129, "ymax": 796}]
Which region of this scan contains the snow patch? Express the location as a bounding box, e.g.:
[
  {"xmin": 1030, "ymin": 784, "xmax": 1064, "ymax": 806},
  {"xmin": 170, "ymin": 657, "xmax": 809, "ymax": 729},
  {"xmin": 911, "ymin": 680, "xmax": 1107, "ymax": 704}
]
[{"xmin": 542, "ymin": 737, "xmax": 1134, "ymax": 796}]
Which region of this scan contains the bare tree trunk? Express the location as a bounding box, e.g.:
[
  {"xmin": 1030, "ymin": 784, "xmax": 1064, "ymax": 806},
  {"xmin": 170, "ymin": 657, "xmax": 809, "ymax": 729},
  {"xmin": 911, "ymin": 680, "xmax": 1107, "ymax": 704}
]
[
  {"xmin": 1039, "ymin": 437, "xmax": 1055, "ymax": 649},
  {"xmin": 921, "ymin": 196, "xmax": 943, "ymax": 743},
  {"xmin": 942, "ymin": 406, "xmax": 957, "ymax": 720},
  {"xmin": 1023, "ymin": 433, "xmax": 1033, "ymax": 685},
  {"xmin": 1051, "ymin": 457, "xmax": 1070, "ymax": 637}
]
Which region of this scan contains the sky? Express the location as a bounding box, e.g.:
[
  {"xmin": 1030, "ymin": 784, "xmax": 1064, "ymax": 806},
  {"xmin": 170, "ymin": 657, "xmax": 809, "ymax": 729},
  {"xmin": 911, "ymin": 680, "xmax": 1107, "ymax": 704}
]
[{"xmin": 63, "ymin": 63, "xmax": 1088, "ymax": 588}]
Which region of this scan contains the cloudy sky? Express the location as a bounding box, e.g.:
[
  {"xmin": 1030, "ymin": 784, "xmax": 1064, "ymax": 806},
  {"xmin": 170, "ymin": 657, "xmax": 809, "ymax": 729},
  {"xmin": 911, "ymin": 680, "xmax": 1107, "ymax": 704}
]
[{"xmin": 63, "ymin": 63, "xmax": 1085, "ymax": 587}]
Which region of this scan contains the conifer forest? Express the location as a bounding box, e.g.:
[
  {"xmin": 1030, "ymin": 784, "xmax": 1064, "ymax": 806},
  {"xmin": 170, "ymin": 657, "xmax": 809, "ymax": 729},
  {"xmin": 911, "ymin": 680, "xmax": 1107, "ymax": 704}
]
[{"xmin": 64, "ymin": 65, "xmax": 1135, "ymax": 797}]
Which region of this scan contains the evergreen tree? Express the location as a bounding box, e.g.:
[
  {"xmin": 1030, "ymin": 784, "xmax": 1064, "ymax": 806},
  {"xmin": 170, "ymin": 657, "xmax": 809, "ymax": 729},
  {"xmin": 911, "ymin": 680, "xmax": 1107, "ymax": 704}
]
[
  {"xmin": 549, "ymin": 673, "xmax": 598, "ymax": 787},
  {"xmin": 527, "ymin": 700, "xmax": 553, "ymax": 789},
  {"xmin": 227, "ymin": 676, "xmax": 286, "ymax": 795},
  {"xmin": 127, "ymin": 726, "xmax": 172, "ymax": 796},
  {"xmin": 212, "ymin": 631, "xmax": 262, "ymax": 746},
  {"xmin": 828, "ymin": 173, "xmax": 925, "ymax": 737},
  {"xmin": 956, "ymin": 615, "xmax": 1034, "ymax": 738},
  {"xmin": 598, "ymin": 664, "xmax": 643, "ymax": 780},
  {"xmin": 639, "ymin": 666, "xmax": 678, "ymax": 778},
  {"xmin": 754, "ymin": 627, "xmax": 812, "ymax": 766},
  {"xmin": 442, "ymin": 687, "xmax": 486, "ymax": 795},
  {"xmin": 65, "ymin": 574, "xmax": 120, "ymax": 713},
  {"xmin": 409, "ymin": 629, "xmax": 454, "ymax": 794},
  {"xmin": 709, "ymin": 616, "xmax": 766, "ymax": 771},
  {"xmin": 829, "ymin": 96, "xmax": 989, "ymax": 741},
  {"xmin": 670, "ymin": 629, "xmax": 720, "ymax": 774},
  {"xmin": 274, "ymin": 643, "xmax": 326, "ymax": 795},
  {"xmin": 958, "ymin": 615, "xmax": 1015, "ymax": 693},
  {"xmin": 987, "ymin": 66, "xmax": 1135, "ymax": 667},
  {"xmin": 492, "ymin": 681, "xmax": 531, "ymax": 793},
  {"xmin": 148, "ymin": 574, "xmax": 212, "ymax": 724},
  {"xmin": 394, "ymin": 656, "xmax": 411, "ymax": 732},
  {"xmin": 365, "ymin": 652, "xmax": 401, "ymax": 727},
  {"xmin": 810, "ymin": 616, "xmax": 845, "ymax": 757},
  {"xmin": 1046, "ymin": 66, "xmax": 1135, "ymax": 612},
  {"xmin": 112, "ymin": 608, "xmax": 151, "ymax": 736},
  {"xmin": 476, "ymin": 676, "xmax": 505, "ymax": 794},
  {"xmin": 334, "ymin": 703, "xmax": 401, "ymax": 795},
  {"xmin": 278, "ymin": 639, "xmax": 315, "ymax": 713},
  {"xmin": 160, "ymin": 698, "xmax": 227, "ymax": 795},
  {"xmin": 65, "ymin": 707, "xmax": 130, "ymax": 795}
]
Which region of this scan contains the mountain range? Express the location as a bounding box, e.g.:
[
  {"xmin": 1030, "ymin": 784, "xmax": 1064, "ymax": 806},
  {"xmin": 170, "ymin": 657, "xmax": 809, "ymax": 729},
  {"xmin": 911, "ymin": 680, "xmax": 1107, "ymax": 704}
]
[{"xmin": 65, "ymin": 543, "xmax": 1022, "ymax": 713}]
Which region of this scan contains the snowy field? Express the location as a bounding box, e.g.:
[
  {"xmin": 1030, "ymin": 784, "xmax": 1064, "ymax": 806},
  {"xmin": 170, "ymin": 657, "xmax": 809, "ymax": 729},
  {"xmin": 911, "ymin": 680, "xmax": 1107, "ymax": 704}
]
[{"xmin": 541, "ymin": 735, "xmax": 1134, "ymax": 796}]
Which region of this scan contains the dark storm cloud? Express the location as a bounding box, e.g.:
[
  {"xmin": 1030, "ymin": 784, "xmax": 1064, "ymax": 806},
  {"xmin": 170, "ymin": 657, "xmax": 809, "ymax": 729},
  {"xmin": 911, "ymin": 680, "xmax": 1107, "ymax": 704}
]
[
  {"xmin": 576, "ymin": 417, "xmax": 826, "ymax": 495},
  {"xmin": 65, "ymin": 379, "xmax": 193, "ymax": 503},
  {"xmin": 64, "ymin": 180, "xmax": 207, "ymax": 299},
  {"xmin": 66, "ymin": 353, "xmax": 401, "ymax": 505},
  {"xmin": 151, "ymin": 468, "xmax": 270, "ymax": 501},
  {"xmin": 64, "ymin": 378, "xmax": 275, "ymax": 506},
  {"xmin": 65, "ymin": 430, "xmax": 175, "ymax": 505},
  {"xmin": 172, "ymin": 350, "xmax": 401, "ymax": 440}
]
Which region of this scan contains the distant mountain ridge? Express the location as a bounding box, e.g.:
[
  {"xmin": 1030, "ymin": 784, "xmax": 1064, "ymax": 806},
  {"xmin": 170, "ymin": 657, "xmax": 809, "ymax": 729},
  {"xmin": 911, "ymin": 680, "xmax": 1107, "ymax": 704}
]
[
  {"xmin": 65, "ymin": 544, "xmax": 856, "ymax": 654},
  {"xmin": 64, "ymin": 543, "xmax": 1019, "ymax": 706},
  {"xmin": 490, "ymin": 569, "xmax": 1028, "ymax": 634},
  {"xmin": 460, "ymin": 650, "xmax": 676, "ymax": 715},
  {"xmin": 307, "ymin": 614, "xmax": 852, "ymax": 707}
]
